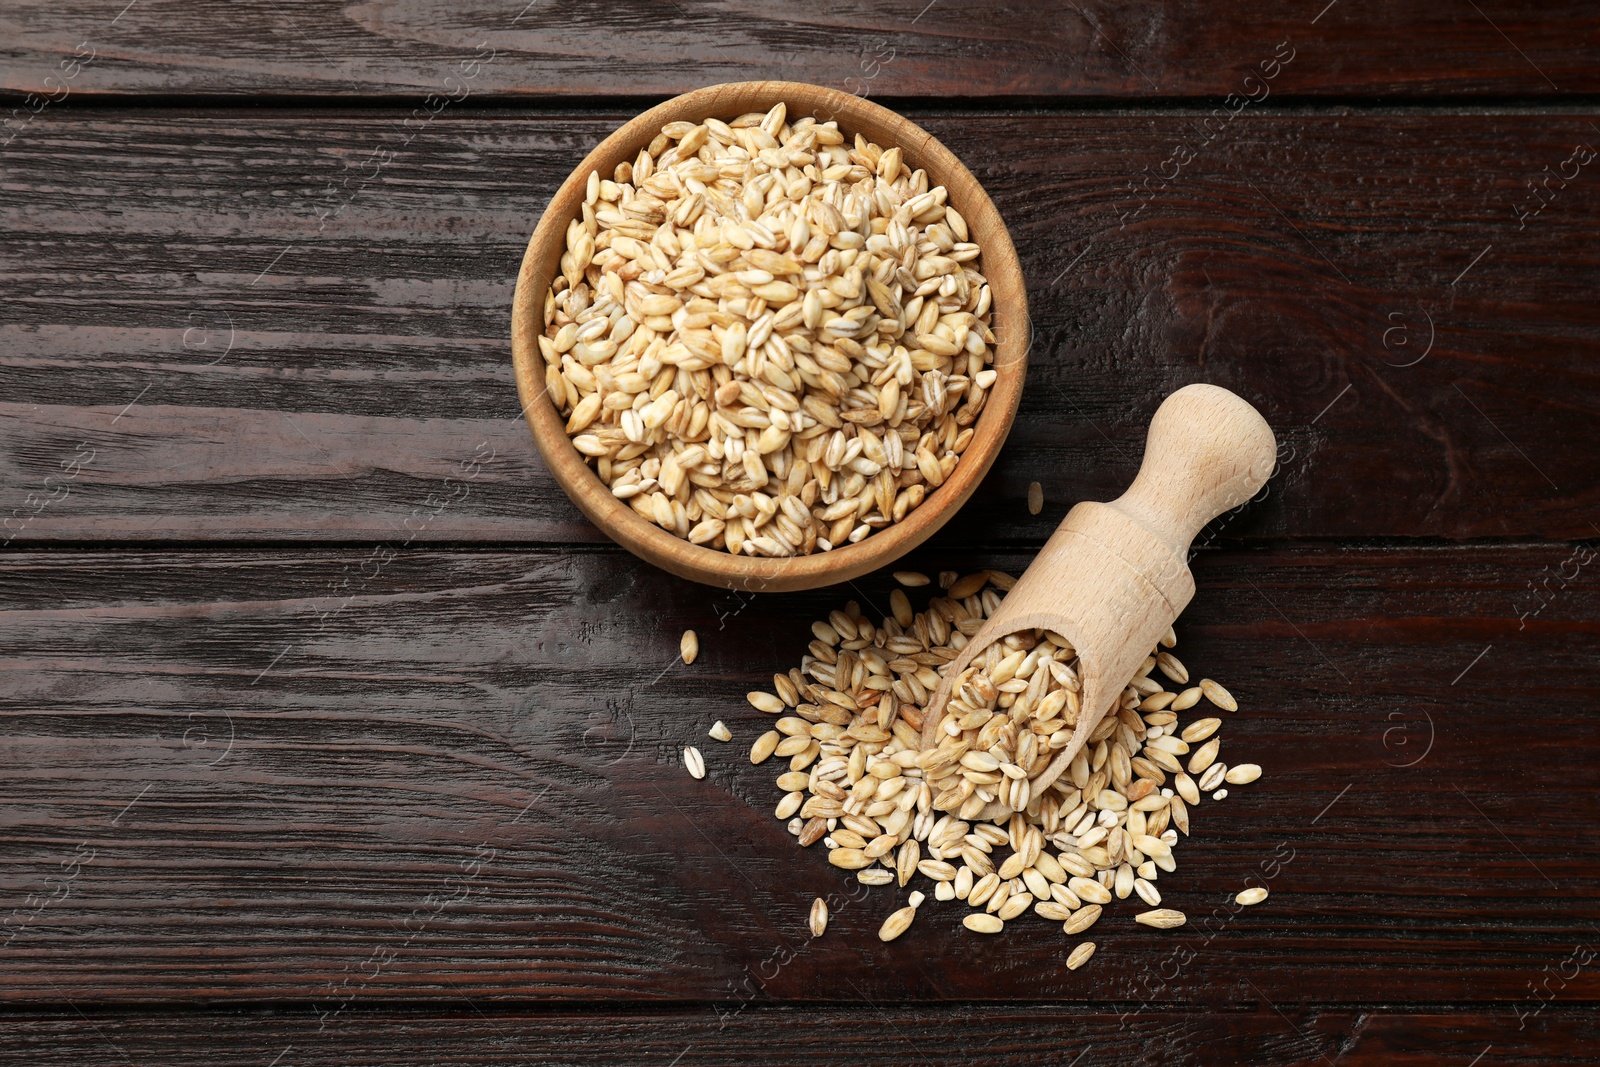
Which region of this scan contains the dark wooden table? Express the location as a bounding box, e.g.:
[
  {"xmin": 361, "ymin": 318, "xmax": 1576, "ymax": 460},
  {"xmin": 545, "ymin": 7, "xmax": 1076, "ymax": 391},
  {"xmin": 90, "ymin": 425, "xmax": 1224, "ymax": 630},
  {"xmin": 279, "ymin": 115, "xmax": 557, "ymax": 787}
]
[{"xmin": 3, "ymin": 3, "xmax": 1597, "ymax": 1063}]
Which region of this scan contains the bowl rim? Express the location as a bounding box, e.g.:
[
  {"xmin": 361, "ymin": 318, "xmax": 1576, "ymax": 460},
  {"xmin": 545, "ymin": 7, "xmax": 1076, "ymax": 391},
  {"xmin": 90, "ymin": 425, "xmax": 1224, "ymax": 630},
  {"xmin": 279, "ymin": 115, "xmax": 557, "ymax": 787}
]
[{"xmin": 510, "ymin": 79, "xmax": 1028, "ymax": 592}]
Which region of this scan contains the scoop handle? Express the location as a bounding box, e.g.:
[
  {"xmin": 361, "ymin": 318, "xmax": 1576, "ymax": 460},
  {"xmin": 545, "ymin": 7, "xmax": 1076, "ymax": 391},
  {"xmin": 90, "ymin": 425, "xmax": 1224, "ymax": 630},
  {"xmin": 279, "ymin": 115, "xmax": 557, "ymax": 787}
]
[{"xmin": 1108, "ymin": 383, "xmax": 1277, "ymax": 556}]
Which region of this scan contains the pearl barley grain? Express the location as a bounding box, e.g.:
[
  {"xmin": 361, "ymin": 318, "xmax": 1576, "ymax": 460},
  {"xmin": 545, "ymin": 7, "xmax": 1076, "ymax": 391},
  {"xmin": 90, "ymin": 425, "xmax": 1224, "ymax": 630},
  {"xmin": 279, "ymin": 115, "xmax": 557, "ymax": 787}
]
[
  {"xmin": 879, "ymin": 905, "xmax": 918, "ymax": 942},
  {"xmin": 1135, "ymin": 909, "xmax": 1187, "ymax": 929},
  {"xmin": 1225, "ymin": 763, "xmax": 1261, "ymax": 785},
  {"xmin": 810, "ymin": 897, "xmax": 829, "ymax": 936},
  {"xmin": 1199, "ymin": 678, "xmax": 1237, "ymax": 711}
]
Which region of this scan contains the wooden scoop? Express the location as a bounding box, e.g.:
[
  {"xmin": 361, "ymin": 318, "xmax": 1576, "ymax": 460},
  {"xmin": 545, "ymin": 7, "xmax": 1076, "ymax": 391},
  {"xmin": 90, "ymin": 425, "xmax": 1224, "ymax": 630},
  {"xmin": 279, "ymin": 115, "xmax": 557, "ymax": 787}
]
[{"xmin": 918, "ymin": 384, "xmax": 1277, "ymax": 805}]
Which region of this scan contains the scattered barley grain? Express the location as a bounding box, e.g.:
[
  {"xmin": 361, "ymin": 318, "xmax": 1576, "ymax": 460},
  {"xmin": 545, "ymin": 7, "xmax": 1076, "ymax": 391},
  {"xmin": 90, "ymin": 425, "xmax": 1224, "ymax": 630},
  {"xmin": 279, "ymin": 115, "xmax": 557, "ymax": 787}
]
[
  {"xmin": 1135, "ymin": 908, "xmax": 1187, "ymax": 929},
  {"xmin": 810, "ymin": 897, "xmax": 829, "ymax": 936}
]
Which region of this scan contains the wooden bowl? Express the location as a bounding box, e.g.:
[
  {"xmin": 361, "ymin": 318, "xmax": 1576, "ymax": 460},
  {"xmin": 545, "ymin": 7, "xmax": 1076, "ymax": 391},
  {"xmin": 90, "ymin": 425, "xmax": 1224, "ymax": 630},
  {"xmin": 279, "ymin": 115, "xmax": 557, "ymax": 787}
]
[{"xmin": 510, "ymin": 80, "xmax": 1028, "ymax": 592}]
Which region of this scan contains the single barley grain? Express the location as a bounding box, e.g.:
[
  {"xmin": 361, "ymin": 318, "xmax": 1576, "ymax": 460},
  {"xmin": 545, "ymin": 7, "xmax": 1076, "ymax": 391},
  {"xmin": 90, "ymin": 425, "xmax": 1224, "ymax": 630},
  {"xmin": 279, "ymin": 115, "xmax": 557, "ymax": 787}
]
[
  {"xmin": 1147, "ymin": 735, "xmax": 1188, "ymax": 756},
  {"xmin": 1212, "ymin": 788, "xmax": 1229, "ymax": 800},
  {"xmin": 894, "ymin": 571, "xmax": 931, "ymax": 587},
  {"xmin": 774, "ymin": 734, "xmax": 811, "ymax": 757},
  {"xmin": 1034, "ymin": 900, "xmax": 1074, "ymax": 921},
  {"xmin": 1169, "ymin": 795, "xmax": 1190, "ymax": 835},
  {"xmin": 1027, "ymin": 481, "xmax": 1043, "ymax": 515},
  {"xmin": 1063, "ymin": 904, "xmax": 1102, "ymax": 934},
  {"xmin": 1187, "ymin": 737, "xmax": 1221, "ymax": 775},
  {"xmin": 681, "ymin": 629, "xmax": 699, "ymax": 665},
  {"xmin": 879, "ymin": 905, "xmax": 918, "ymax": 941},
  {"xmin": 1225, "ymin": 763, "xmax": 1261, "ymax": 785},
  {"xmin": 1236, "ymin": 886, "xmax": 1269, "ymax": 906},
  {"xmin": 1198, "ymin": 762, "xmax": 1228, "ymax": 793},
  {"xmin": 1135, "ymin": 908, "xmax": 1187, "ymax": 929},
  {"xmin": 947, "ymin": 572, "xmax": 988, "ymax": 599},
  {"xmin": 858, "ymin": 868, "xmax": 894, "ymax": 886},
  {"xmin": 986, "ymin": 568, "xmax": 1017, "ymax": 590},
  {"xmin": 684, "ymin": 746, "xmax": 706, "ymax": 779},
  {"xmin": 829, "ymin": 848, "xmax": 872, "ymax": 869},
  {"xmin": 964, "ymin": 913, "xmax": 1004, "ymax": 933},
  {"xmin": 709, "ymin": 720, "xmax": 732, "ymax": 742},
  {"xmin": 1174, "ymin": 771, "xmax": 1200, "ymax": 805},
  {"xmin": 1199, "ymin": 678, "xmax": 1237, "ymax": 711},
  {"xmin": 809, "ymin": 897, "xmax": 829, "ymax": 935},
  {"xmin": 997, "ymin": 892, "xmax": 1032, "ymax": 921},
  {"xmin": 1155, "ymin": 652, "xmax": 1188, "ymax": 684},
  {"xmin": 1133, "ymin": 834, "xmax": 1170, "ymax": 860},
  {"xmin": 751, "ymin": 730, "xmax": 781, "ymax": 764},
  {"xmin": 748, "ymin": 691, "xmax": 785, "ymax": 713},
  {"xmin": 1066, "ymin": 941, "xmax": 1096, "ymax": 970},
  {"xmin": 968, "ymin": 872, "xmax": 1001, "ymax": 907},
  {"xmin": 1070, "ymin": 877, "xmax": 1112, "ymax": 905},
  {"xmin": 896, "ymin": 840, "xmax": 919, "ymax": 886}
]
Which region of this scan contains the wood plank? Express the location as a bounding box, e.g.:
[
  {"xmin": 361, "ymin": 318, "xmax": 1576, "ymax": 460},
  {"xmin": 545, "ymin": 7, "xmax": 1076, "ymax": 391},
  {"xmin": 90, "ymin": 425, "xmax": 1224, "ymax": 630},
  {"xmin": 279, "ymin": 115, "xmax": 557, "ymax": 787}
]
[
  {"xmin": 4, "ymin": 2, "xmax": 1598, "ymax": 101},
  {"xmin": 2, "ymin": 111, "xmax": 1597, "ymax": 545},
  {"xmin": 4, "ymin": 1006, "xmax": 1597, "ymax": 1065},
  {"xmin": 0, "ymin": 544, "xmax": 1594, "ymax": 1004}
]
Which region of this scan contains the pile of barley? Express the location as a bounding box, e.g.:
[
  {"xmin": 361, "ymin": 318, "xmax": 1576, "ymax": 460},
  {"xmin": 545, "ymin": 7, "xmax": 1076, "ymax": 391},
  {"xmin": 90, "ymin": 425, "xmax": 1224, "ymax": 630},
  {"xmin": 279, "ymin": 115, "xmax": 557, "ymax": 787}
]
[
  {"xmin": 540, "ymin": 102, "xmax": 996, "ymax": 556},
  {"xmin": 741, "ymin": 570, "xmax": 1263, "ymax": 959}
]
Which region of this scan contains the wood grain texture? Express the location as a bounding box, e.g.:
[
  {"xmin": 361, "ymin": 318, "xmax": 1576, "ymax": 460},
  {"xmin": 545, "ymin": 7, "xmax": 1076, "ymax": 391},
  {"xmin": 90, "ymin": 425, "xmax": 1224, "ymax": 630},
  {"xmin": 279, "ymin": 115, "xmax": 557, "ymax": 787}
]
[
  {"xmin": 2, "ymin": 1, "xmax": 1598, "ymax": 100},
  {"xmin": 0, "ymin": 544, "xmax": 1594, "ymax": 1005},
  {"xmin": 2, "ymin": 111, "xmax": 1597, "ymax": 545},
  {"xmin": 3, "ymin": 1007, "xmax": 1597, "ymax": 1065}
]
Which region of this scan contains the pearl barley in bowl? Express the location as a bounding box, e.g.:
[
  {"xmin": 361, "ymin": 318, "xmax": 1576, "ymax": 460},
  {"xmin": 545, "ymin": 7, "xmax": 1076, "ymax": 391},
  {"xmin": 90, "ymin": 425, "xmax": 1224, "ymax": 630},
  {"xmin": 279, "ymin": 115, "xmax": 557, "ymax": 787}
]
[{"xmin": 511, "ymin": 81, "xmax": 1027, "ymax": 591}]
